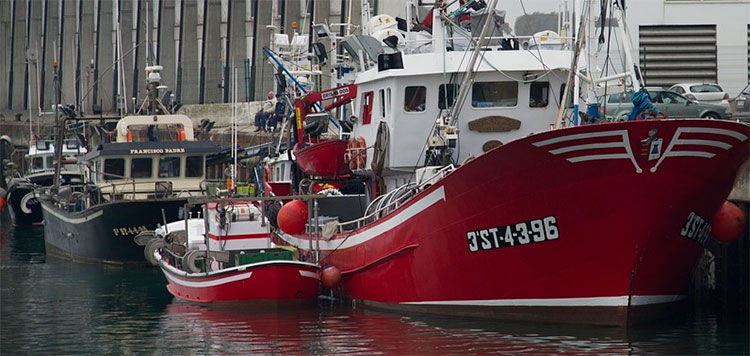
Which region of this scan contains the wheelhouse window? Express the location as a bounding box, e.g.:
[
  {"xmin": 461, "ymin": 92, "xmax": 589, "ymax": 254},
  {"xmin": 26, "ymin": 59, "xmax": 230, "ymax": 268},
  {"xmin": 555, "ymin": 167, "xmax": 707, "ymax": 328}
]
[
  {"xmin": 31, "ymin": 157, "xmax": 44, "ymax": 170},
  {"xmin": 361, "ymin": 91, "xmax": 374, "ymax": 124},
  {"xmin": 438, "ymin": 84, "xmax": 459, "ymax": 109},
  {"xmin": 103, "ymin": 158, "xmax": 125, "ymax": 181},
  {"xmin": 404, "ymin": 86, "xmax": 426, "ymax": 112},
  {"xmin": 46, "ymin": 156, "xmax": 54, "ymax": 168},
  {"xmin": 158, "ymin": 157, "xmax": 181, "ymax": 178},
  {"xmin": 472, "ymin": 82, "xmax": 518, "ymax": 107},
  {"xmin": 185, "ymin": 156, "xmax": 204, "ymax": 178},
  {"xmin": 529, "ymin": 82, "xmax": 549, "ymax": 107},
  {"xmin": 130, "ymin": 157, "xmax": 153, "ymax": 178}
]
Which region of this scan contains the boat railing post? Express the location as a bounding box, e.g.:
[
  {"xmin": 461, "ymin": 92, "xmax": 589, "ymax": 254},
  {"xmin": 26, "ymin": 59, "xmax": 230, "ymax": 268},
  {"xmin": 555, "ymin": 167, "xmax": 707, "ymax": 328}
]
[
  {"xmin": 184, "ymin": 202, "xmax": 189, "ymax": 256},
  {"xmin": 308, "ymin": 197, "xmax": 313, "ymax": 261},
  {"xmin": 202, "ymin": 202, "xmax": 210, "ymax": 274},
  {"xmin": 314, "ymin": 197, "xmax": 320, "ymax": 263}
]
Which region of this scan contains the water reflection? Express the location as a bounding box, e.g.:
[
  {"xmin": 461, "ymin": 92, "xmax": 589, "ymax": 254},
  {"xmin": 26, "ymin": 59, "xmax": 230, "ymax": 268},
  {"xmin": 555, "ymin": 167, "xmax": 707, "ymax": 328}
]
[{"xmin": 1, "ymin": 212, "xmax": 748, "ymax": 355}]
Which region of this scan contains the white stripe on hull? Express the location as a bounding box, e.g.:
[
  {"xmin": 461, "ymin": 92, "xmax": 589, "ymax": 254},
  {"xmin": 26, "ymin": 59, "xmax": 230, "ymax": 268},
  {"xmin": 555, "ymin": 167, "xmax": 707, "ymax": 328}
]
[
  {"xmin": 299, "ymin": 270, "xmax": 320, "ymax": 279},
  {"xmin": 163, "ymin": 270, "xmax": 253, "ymax": 288},
  {"xmin": 281, "ymin": 186, "xmax": 446, "ymax": 250},
  {"xmin": 41, "ymin": 203, "xmax": 103, "ymax": 224},
  {"xmin": 400, "ymin": 295, "xmax": 686, "ymax": 307}
]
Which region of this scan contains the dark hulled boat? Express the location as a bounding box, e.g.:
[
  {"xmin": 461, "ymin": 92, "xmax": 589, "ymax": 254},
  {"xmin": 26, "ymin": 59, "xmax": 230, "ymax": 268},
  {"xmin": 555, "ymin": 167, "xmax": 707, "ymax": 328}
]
[
  {"xmin": 39, "ymin": 115, "xmax": 220, "ymax": 264},
  {"xmin": 6, "ymin": 139, "xmax": 85, "ymax": 226}
]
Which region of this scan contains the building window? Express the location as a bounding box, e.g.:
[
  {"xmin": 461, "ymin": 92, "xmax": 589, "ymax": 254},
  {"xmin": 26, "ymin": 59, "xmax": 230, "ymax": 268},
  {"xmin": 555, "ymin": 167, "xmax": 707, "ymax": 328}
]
[
  {"xmin": 130, "ymin": 158, "xmax": 153, "ymax": 178},
  {"xmin": 158, "ymin": 157, "xmax": 181, "ymax": 178},
  {"xmin": 103, "ymin": 158, "xmax": 125, "ymax": 181},
  {"xmin": 472, "ymin": 82, "xmax": 518, "ymax": 107},
  {"xmin": 438, "ymin": 84, "xmax": 460, "ymax": 109},
  {"xmin": 185, "ymin": 156, "xmax": 204, "ymax": 178},
  {"xmin": 404, "ymin": 86, "xmax": 426, "ymax": 112},
  {"xmin": 529, "ymin": 82, "xmax": 549, "ymax": 108}
]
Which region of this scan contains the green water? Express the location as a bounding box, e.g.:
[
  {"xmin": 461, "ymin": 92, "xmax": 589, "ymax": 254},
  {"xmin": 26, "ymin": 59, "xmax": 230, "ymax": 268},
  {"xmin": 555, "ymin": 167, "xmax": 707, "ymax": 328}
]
[{"xmin": 1, "ymin": 212, "xmax": 748, "ymax": 355}]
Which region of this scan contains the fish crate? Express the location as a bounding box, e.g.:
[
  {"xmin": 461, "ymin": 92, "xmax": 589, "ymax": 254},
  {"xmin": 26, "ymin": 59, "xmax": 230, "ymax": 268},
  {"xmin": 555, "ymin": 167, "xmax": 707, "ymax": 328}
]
[{"xmin": 236, "ymin": 249, "xmax": 294, "ymax": 265}]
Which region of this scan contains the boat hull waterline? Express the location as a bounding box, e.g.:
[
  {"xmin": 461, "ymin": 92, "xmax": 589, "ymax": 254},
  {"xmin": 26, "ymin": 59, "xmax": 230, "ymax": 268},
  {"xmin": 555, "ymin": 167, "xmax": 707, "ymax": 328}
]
[
  {"xmin": 157, "ymin": 254, "xmax": 321, "ymax": 303},
  {"xmin": 41, "ymin": 199, "xmax": 193, "ymax": 264},
  {"xmin": 280, "ymin": 119, "xmax": 749, "ymax": 325}
]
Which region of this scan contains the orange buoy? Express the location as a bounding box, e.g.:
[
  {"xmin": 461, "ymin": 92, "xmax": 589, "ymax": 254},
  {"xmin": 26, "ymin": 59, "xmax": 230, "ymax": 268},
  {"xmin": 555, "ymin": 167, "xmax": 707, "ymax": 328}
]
[
  {"xmin": 178, "ymin": 127, "xmax": 186, "ymax": 141},
  {"xmin": 277, "ymin": 200, "xmax": 308, "ymax": 235},
  {"xmin": 321, "ymin": 266, "xmax": 342, "ymax": 288},
  {"xmin": 711, "ymin": 201, "xmax": 747, "ymax": 244},
  {"xmin": 126, "ymin": 130, "xmax": 133, "ymax": 142}
]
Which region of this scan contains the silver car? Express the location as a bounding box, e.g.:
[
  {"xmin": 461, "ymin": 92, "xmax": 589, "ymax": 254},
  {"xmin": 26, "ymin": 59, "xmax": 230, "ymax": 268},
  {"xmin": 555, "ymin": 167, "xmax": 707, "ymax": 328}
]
[
  {"xmin": 599, "ymin": 89, "xmax": 732, "ymax": 120},
  {"xmin": 734, "ymin": 84, "xmax": 750, "ymax": 123},
  {"xmin": 668, "ymin": 83, "xmax": 730, "ymax": 111}
]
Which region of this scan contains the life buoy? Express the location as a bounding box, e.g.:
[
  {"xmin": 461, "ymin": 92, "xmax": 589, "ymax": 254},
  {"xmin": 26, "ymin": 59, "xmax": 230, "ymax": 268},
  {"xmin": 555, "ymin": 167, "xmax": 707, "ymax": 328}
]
[
  {"xmin": 178, "ymin": 127, "xmax": 186, "ymax": 141},
  {"xmin": 347, "ymin": 139, "xmax": 357, "ymax": 170},
  {"xmin": 263, "ymin": 165, "xmax": 272, "ymax": 197},
  {"xmin": 355, "ymin": 137, "xmax": 367, "ymax": 170},
  {"xmin": 126, "ymin": 130, "xmax": 133, "ymax": 142}
]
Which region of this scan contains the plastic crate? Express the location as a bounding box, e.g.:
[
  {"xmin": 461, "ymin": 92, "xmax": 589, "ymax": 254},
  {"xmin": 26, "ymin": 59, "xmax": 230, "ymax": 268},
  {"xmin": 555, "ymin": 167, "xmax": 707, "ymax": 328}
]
[{"xmin": 237, "ymin": 249, "xmax": 294, "ymax": 265}]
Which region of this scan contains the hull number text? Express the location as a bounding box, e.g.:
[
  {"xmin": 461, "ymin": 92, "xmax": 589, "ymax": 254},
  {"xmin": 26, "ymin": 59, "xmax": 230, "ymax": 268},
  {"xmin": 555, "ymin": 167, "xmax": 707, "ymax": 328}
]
[
  {"xmin": 680, "ymin": 212, "xmax": 711, "ymax": 245},
  {"xmin": 467, "ymin": 216, "xmax": 559, "ymax": 252}
]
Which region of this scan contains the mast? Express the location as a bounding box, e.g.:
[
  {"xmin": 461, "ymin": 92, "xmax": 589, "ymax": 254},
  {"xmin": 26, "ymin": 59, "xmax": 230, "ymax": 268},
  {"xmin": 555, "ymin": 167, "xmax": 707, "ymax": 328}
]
[
  {"xmin": 221, "ymin": 0, "xmax": 232, "ymax": 103},
  {"xmin": 40, "ymin": 0, "xmax": 49, "ymax": 109},
  {"xmin": 23, "ymin": 0, "xmax": 31, "ymax": 111},
  {"xmin": 244, "ymin": 0, "xmax": 257, "ymax": 101},
  {"xmin": 132, "ymin": 0, "xmax": 141, "ymax": 111},
  {"xmin": 175, "ymin": 0, "xmax": 185, "ymax": 103},
  {"xmin": 57, "ymin": 0, "xmax": 65, "ymax": 113},
  {"xmin": 7, "ymin": 0, "xmax": 16, "ymax": 110},
  {"xmin": 111, "ymin": 0, "xmax": 119, "ymax": 113},
  {"xmin": 75, "ymin": 0, "xmax": 82, "ymax": 113},
  {"xmin": 197, "ymin": 0, "xmax": 208, "ymax": 104},
  {"xmin": 152, "ymin": 0, "xmax": 162, "ymax": 64},
  {"xmin": 92, "ymin": 0, "xmax": 101, "ymax": 112},
  {"xmin": 449, "ymin": 0, "xmax": 499, "ymax": 124},
  {"xmin": 249, "ymin": 0, "xmax": 259, "ymax": 100}
]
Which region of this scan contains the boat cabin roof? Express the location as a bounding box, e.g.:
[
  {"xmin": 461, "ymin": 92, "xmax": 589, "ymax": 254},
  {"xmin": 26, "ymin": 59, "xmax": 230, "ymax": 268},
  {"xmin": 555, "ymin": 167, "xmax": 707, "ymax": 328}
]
[{"xmin": 84, "ymin": 140, "xmax": 220, "ymax": 160}]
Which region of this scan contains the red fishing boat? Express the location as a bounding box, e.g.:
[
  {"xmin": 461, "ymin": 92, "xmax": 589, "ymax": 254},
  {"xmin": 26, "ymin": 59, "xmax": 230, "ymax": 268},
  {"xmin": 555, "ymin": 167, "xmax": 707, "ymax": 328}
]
[
  {"xmin": 279, "ymin": 119, "xmax": 748, "ymax": 324},
  {"xmin": 144, "ymin": 201, "xmax": 320, "ymax": 303},
  {"xmin": 260, "ymin": 0, "xmax": 748, "ymax": 325}
]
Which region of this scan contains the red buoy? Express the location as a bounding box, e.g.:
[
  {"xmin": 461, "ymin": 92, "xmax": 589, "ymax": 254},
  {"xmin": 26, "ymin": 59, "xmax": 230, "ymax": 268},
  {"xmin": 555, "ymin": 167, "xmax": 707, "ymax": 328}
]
[
  {"xmin": 711, "ymin": 201, "xmax": 747, "ymax": 244},
  {"xmin": 277, "ymin": 200, "xmax": 308, "ymax": 235},
  {"xmin": 0, "ymin": 197, "xmax": 5, "ymax": 212},
  {"xmin": 321, "ymin": 266, "xmax": 342, "ymax": 288}
]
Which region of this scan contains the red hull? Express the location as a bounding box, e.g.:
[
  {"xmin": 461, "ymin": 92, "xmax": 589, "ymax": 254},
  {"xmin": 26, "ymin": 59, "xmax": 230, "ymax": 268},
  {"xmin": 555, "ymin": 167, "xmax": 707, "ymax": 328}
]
[
  {"xmin": 159, "ymin": 256, "xmax": 321, "ymax": 303},
  {"xmin": 293, "ymin": 140, "xmax": 349, "ymax": 178},
  {"xmin": 281, "ymin": 119, "xmax": 749, "ymax": 324}
]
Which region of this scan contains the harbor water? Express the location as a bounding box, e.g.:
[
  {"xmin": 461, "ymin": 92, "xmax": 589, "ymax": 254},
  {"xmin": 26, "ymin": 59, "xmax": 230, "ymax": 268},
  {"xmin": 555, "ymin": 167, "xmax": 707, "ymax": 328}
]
[{"xmin": 1, "ymin": 212, "xmax": 748, "ymax": 355}]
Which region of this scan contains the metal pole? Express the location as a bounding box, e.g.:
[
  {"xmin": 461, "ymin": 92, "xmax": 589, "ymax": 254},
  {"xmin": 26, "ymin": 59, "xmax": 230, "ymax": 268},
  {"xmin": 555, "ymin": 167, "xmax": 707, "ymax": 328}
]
[
  {"xmin": 175, "ymin": 0, "xmax": 184, "ymax": 103},
  {"xmin": 23, "ymin": 0, "xmax": 32, "ymax": 111},
  {"xmin": 111, "ymin": 0, "xmax": 119, "ymax": 113},
  {"xmin": 249, "ymin": 0, "xmax": 259, "ymax": 100},
  {"xmin": 244, "ymin": 0, "xmax": 254, "ymax": 101},
  {"xmin": 197, "ymin": 0, "xmax": 208, "ymax": 104},
  {"xmin": 154, "ymin": 0, "xmax": 162, "ymax": 64},
  {"xmin": 75, "ymin": 0, "xmax": 82, "ymax": 113},
  {"xmin": 92, "ymin": 0, "xmax": 101, "ymax": 112},
  {"xmin": 52, "ymin": 63, "xmax": 62, "ymax": 192},
  {"xmin": 221, "ymin": 0, "xmax": 232, "ymax": 103},
  {"xmin": 132, "ymin": 0, "xmax": 141, "ymax": 111},
  {"xmin": 57, "ymin": 0, "xmax": 65, "ymax": 113},
  {"xmin": 8, "ymin": 0, "xmax": 17, "ymax": 110},
  {"xmin": 40, "ymin": 0, "xmax": 49, "ymax": 110}
]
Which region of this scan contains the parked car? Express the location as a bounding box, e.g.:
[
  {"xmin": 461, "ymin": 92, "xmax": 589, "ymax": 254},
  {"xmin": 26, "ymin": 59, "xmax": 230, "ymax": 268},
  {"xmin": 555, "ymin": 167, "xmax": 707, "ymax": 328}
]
[
  {"xmin": 668, "ymin": 83, "xmax": 730, "ymax": 110},
  {"xmin": 599, "ymin": 88, "xmax": 731, "ymax": 120},
  {"xmin": 734, "ymin": 83, "xmax": 750, "ymax": 123}
]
